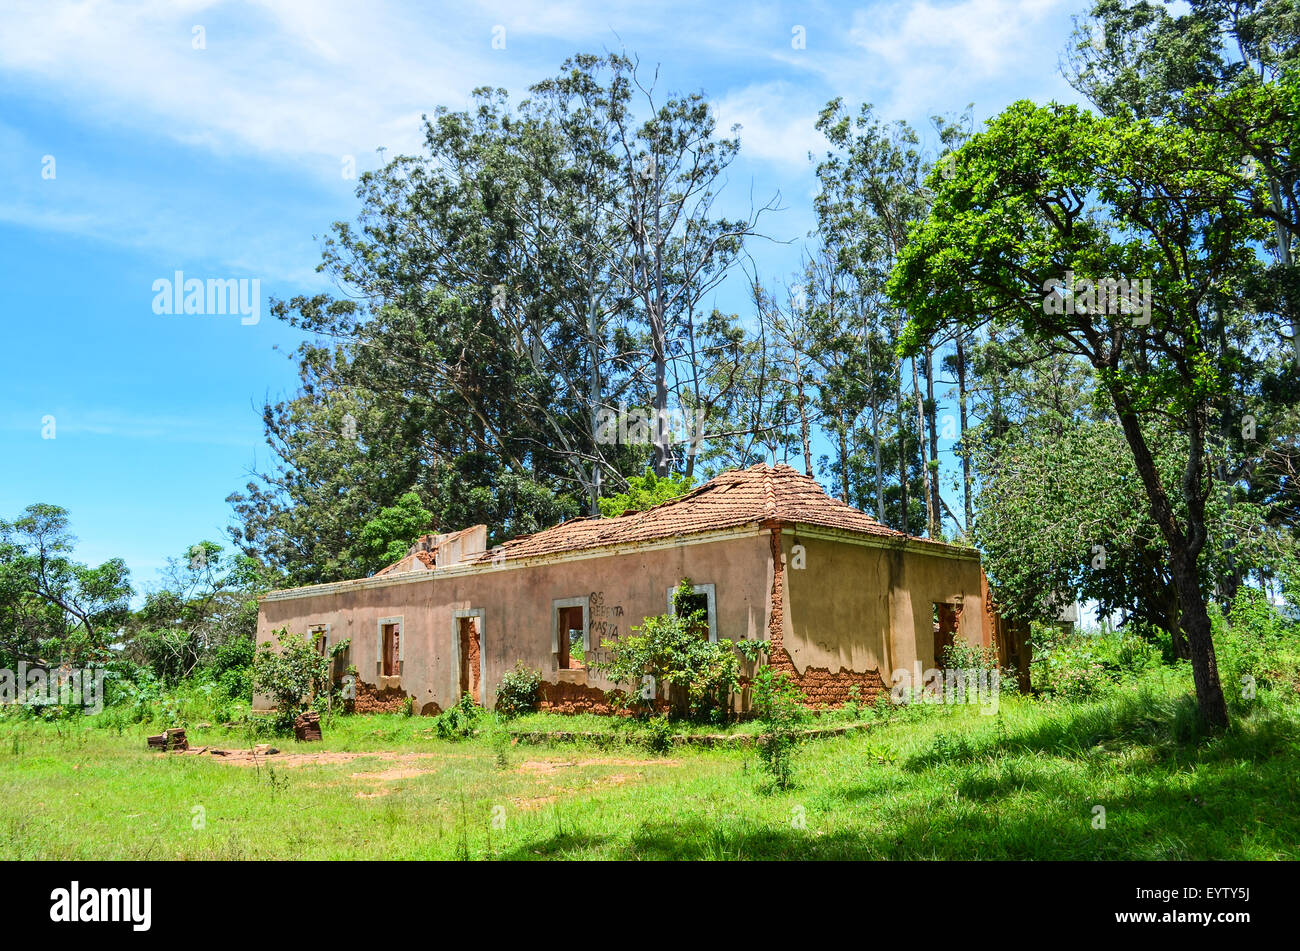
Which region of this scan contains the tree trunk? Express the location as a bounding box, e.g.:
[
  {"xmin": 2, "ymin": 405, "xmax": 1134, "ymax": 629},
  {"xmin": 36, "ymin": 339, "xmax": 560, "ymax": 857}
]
[
  {"xmin": 871, "ymin": 387, "xmax": 886, "ymax": 523},
  {"xmin": 793, "ymin": 350, "xmax": 814, "ymax": 477},
  {"xmin": 1112, "ymin": 394, "xmax": 1228, "ymax": 730},
  {"xmin": 913, "ymin": 358, "xmax": 934, "ymax": 537},
  {"xmin": 838, "ymin": 420, "xmax": 850, "ymax": 502},
  {"xmin": 896, "ymin": 354, "xmax": 908, "ymax": 532},
  {"xmin": 1171, "ymin": 549, "xmax": 1228, "ymax": 728},
  {"xmin": 924, "ymin": 344, "xmax": 941, "ymax": 537},
  {"xmin": 955, "ymin": 328, "xmax": 972, "ymax": 531},
  {"xmin": 587, "ymin": 273, "xmax": 602, "ymax": 516}
]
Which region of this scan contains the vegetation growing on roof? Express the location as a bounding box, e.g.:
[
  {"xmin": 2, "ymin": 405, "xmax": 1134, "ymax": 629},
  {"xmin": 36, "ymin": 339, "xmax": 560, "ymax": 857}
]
[{"xmin": 598, "ymin": 469, "xmax": 696, "ymax": 517}]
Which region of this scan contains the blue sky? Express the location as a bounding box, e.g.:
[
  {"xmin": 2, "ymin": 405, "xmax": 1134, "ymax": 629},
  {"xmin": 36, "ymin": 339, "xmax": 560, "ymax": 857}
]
[{"xmin": 0, "ymin": 0, "xmax": 1088, "ymax": 595}]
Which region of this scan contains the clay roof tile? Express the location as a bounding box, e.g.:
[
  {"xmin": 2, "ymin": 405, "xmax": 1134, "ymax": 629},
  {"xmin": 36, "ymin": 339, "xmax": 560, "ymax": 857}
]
[{"xmin": 429, "ymin": 463, "xmax": 934, "ymax": 568}]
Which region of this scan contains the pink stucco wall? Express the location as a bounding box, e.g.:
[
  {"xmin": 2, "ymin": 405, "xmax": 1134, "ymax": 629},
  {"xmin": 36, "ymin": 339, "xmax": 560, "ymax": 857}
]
[{"xmin": 256, "ymin": 530, "xmax": 771, "ymax": 712}]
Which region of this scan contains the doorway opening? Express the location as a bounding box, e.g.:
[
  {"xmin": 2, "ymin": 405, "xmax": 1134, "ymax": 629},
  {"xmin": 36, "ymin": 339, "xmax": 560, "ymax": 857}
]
[
  {"xmin": 932, "ymin": 602, "xmax": 960, "ymax": 668},
  {"xmin": 381, "ymin": 621, "xmax": 401, "ymax": 677},
  {"xmin": 457, "ymin": 615, "xmax": 482, "ymax": 703}
]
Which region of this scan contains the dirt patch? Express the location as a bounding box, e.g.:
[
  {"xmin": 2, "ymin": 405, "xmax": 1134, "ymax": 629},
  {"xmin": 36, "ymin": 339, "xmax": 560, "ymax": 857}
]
[
  {"xmin": 350, "ymin": 767, "xmax": 430, "ymax": 781},
  {"xmin": 183, "ymin": 749, "xmax": 470, "ymax": 769},
  {"xmin": 510, "ymin": 794, "xmax": 559, "ymax": 810},
  {"xmin": 518, "ymin": 756, "xmax": 681, "ymax": 774}
]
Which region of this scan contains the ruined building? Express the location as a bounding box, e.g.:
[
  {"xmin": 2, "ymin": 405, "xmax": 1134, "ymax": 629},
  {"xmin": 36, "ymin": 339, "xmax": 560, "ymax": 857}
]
[{"xmin": 255, "ymin": 463, "xmax": 1002, "ymax": 714}]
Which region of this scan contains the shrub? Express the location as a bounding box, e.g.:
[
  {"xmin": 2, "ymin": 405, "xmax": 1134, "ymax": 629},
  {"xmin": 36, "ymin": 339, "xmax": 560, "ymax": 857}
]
[
  {"xmin": 941, "ymin": 637, "xmax": 1001, "ymax": 675},
  {"xmin": 1115, "ymin": 631, "xmax": 1159, "ymax": 674},
  {"xmin": 211, "ymin": 632, "xmax": 255, "ymax": 702},
  {"xmin": 495, "ymin": 661, "xmax": 542, "ymax": 718},
  {"xmin": 1029, "ymin": 627, "xmax": 1112, "ymax": 702},
  {"xmin": 941, "ymin": 636, "xmax": 1017, "ymax": 698},
  {"xmin": 592, "ymin": 579, "xmax": 741, "ymax": 723},
  {"xmin": 752, "ymin": 667, "xmax": 806, "ymax": 790},
  {"xmin": 643, "ymin": 714, "xmax": 673, "ymax": 754},
  {"xmin": 1215, "ymin": 587, "xmax": 1300, "ymax": 711},
  {"xmin": 842, "ymin": 684, "xmax": 862, "ymax": 721},
  {"xmin": 250, "ymin": 628, "xmax": 338, "ymax": 734},
  {"xmin": 872, "ymin": 688, "xmax": 895, "ymax": 721},
  {"xmin": 433, "ymin": 692, "xmax": 483, "ymax": 739}
]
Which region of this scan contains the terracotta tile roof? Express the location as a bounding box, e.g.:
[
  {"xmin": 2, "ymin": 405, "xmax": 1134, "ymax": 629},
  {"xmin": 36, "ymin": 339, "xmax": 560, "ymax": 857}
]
[{"xmin": 450, "ymin": 463, "xmax": 934, "ymax": 567}]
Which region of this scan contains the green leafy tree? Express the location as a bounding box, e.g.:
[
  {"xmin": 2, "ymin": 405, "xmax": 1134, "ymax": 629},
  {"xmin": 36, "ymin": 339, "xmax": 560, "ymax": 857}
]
[
  {"xmin": 124, "ymin": 540, "xmax": 268, "ymax": 685},
  {"xmin": 890, "ymin": 100, "xmax": 1272, "ymax": 728},
  {"xmin": 355, "ymin": 492, "xmax": 435, "ymax": 574},
  {"xmin": 0, "ymin": 504, "xmax": 132, "ymax": 666}
]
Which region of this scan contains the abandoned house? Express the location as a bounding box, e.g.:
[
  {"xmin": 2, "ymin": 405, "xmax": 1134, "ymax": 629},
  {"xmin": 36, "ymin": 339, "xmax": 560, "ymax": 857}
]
[{"xmin": 254, "ymin": 463, "xmax": 1009, "ymax": 714}]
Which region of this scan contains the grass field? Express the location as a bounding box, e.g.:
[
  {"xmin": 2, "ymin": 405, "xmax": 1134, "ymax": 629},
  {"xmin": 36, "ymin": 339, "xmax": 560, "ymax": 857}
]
[{"xmin": 4, "ymin": 666, "xmax": 1298, "ymax": 860}]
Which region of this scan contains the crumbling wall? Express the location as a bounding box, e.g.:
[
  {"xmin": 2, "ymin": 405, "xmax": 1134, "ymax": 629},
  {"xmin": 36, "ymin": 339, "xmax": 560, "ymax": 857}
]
[
  {"xmin": 538, "ymin": 679, "xmax": 628, "ymax": 715},
  {"xmin": 351, "ymin": 680, "xmax": 408, "ymax": 714},
  {"xmin": 764, "ymin": 526, "xmax": 886, "ymax": 706},
  {"xmin": 769, "ymin": 526, "xmax": 985, "ymax": 708}
]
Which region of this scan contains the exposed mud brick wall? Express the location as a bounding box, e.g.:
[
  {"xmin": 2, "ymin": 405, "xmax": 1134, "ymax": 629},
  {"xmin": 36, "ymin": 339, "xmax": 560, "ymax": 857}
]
[
  {"xmin": 352, "ymin": 680, "xmax": 408, "ymax": 714},
  {"xmin": 539, "ymin": 679, "xmax": 623, "ymax": 715},
  {"xmin": 467, "ymin": 629, "xmax": 481, "ymax": 698},
  {"xmin": 787, "ymin": 666, "xmax": 888, "ymax": 707},
  {"xmin": 536, "ymin": 680, "xmax": 662, "ymax": 716},
  {"xmin": 767, "ymin": 525, "xmax": 888, "ymax": 708}
]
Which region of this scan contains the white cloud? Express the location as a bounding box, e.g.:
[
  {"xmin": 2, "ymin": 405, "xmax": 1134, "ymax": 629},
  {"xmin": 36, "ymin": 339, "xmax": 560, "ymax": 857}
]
[
  {"xmin": 0, "ymin": 0, "xmax": 523, "ymax": 164},
  {"xmin": 713, "ymin": 82, "xmax": 826, "ymax": 169},
  {"xmin": 746, "ymin": 0, "xmax": 1079, "ymax": 125},
  {"xmin": 850, "ymin": 0, "xmax": 1065, "ymax": 78},
  {"xmin": 0, "ymin": 0, "xmax": 1084, "ymax": 275}
]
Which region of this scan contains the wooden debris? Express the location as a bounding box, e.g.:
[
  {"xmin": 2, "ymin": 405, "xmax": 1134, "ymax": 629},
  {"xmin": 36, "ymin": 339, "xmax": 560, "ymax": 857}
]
[
  {"xmin": 293, "ymin": 710, "xmax": 323, "ymax": 742},
  {"xmin": 146, "ymin": 727, "xmax": 188, "ymax": 751}
]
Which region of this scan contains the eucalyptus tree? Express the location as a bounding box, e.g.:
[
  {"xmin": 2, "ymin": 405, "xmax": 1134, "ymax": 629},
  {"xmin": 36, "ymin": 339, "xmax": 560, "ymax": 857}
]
[
  {"xmin": 605, "ymin": 55, "xmax": 778, "ymax": 476},
  {"xmin": 815, "ymin": 99, "xmax": 937, "ymax": 534},
  {"xmin": 752, "ymin": 277, "xmax": 823, "ymax": 477},
  {"xmin": 890, "ymin": 101, "xmax": 1273, "ymax": 728}
]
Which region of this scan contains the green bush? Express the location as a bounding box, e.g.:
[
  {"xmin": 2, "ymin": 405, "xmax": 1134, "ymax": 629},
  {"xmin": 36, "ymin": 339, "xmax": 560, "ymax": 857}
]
[
  {"xmin": 1215, "ymin": 587, "xmax": 1300, "ymax": 712},
  {"xmin": 752, "ymin": 667, "xmax": 806, "ymax": 790},
  {"xmin": 210, "ymin": 632, "xmax": 255, "ymax": 701},
  {"xmin": 1029, "ymin": 628, "xmax": 1112, "ymax": 702},
  {"xmin": 495, "ymin": 661, "xmax": 542, "ymax": 718},
  {"xmin": 592, "ymin": 579, "xmax": 741, "ymax": 723},
  {"xmin": 643, "ymin": 714, "xmax": 674, "ymax": 754},
  {"xmin": 433, "ymin": 692, "xmax": 483, "ymax": 739},
  {"xmin": 251, "ymin": 628, "xmax": 338, "ymax": 734}
]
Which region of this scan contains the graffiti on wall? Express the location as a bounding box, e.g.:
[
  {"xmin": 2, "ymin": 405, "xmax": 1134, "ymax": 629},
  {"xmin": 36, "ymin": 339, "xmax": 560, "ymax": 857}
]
[{"xmin": 586, "ymin": 590, "xmax": 625, "ymax": 665}]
